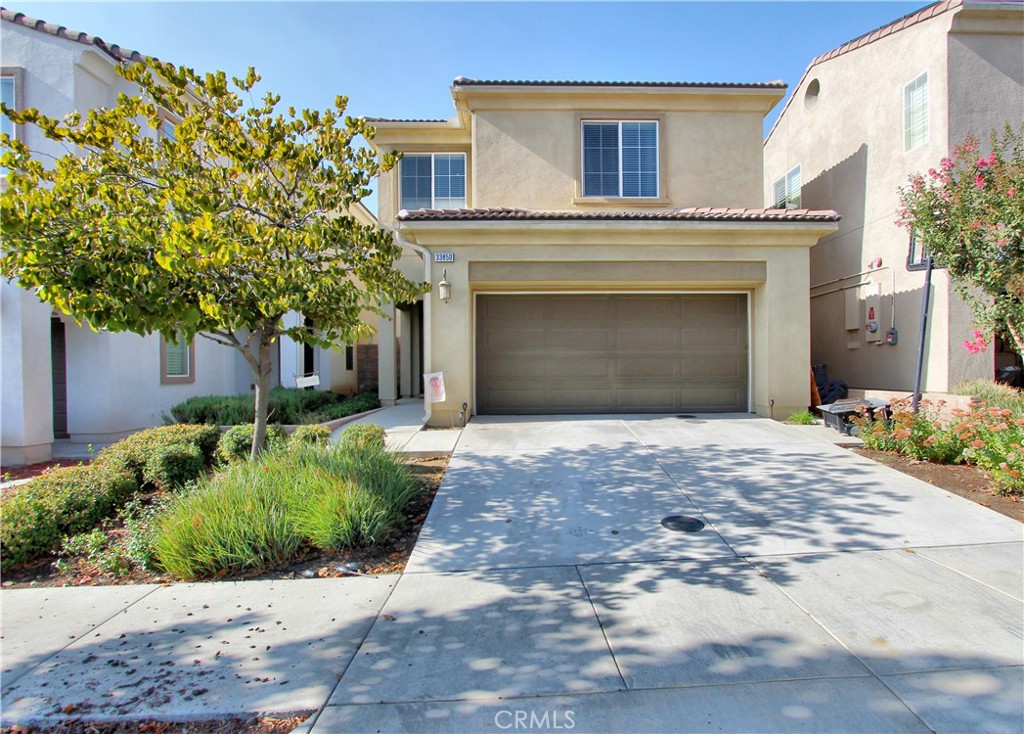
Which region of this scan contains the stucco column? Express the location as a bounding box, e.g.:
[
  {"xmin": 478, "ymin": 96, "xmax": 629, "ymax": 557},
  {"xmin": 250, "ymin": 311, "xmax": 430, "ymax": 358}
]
[
  {"xmin": 1, "ymin": 282, "xmax": 54, "ymax": 465},
  {"xmin": 377, "ymin": 302, "xmax": 398, "ymax": 405}
]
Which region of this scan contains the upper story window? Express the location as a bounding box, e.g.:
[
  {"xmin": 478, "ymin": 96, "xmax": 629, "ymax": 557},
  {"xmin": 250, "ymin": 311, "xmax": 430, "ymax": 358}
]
[
  {"xmin": 1, "ymin": 72, "xmax": 18, "ymax": 180},
  {"xmin": 904, "ymin": 72, "xmax": 929, "ymax": 152},
  {"xmin": 772, "ymin": 165, "xmax": 802, "ymax": 209},
  {"xmin": 400, "ymin": 152, "xmax": 466, "ymax": 210},
  {"xmin": 582, "ymin": 120, "xmax": 658, "ymax": 198}
]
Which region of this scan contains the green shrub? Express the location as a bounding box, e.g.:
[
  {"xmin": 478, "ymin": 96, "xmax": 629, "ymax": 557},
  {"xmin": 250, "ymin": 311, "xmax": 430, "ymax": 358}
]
[
  {"xmin": 0, "ymin": 464, "xmax": 138, "ymax": 570},
  {"xmin": 98, "ymin": 424, "xmax": 220, "ymax": 486},
  {"xmin": 151, "ymin": 443, "xmax": 420, "ymax": 579},
  {"xmin": 951, "ymin": 380, "xmax": 1024, "ymax": 415},
  {"xmin": 319, "ymin": 392, "xmax": 382, "ymax": 421},
  {"xmin": 170, "ymin": 388, "xmax": 375, "ymax": 426},
  {"xmin": 290, "ymin": 424, "xmax": 332, "ymax": 446},
  {"xmin": 786, "ymin": 410, "xmax": 817, "ymax": 425},
  {"xmin": 341, "ymin": 423, "xmax": 386, "ymax": 451},
  {"xmin": 144, "ymin": 442, "xmax": 205, "ymax": 489},
  {"xmin": 856, "ymin": 399, "xmax": 965, "ymax": 463},
  {"xmin": 216, "ymin": 424, "xmax": 288, "ymax": 463},
  {"xmin": 952, "ymin": 402, "xmax": 1024, "ymax": 493}
]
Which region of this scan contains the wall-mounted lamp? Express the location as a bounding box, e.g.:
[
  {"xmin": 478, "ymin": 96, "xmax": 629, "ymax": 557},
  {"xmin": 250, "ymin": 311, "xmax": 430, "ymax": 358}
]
[{"xmin": 438, "ymin": 269, "xmax": 451, "ymax": 303}]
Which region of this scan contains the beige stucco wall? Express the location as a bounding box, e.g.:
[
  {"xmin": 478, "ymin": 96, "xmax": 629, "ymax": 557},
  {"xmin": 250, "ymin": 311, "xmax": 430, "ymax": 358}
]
[
  {"xmin": 469, "ymin": 108, "xmax": 766, "ymax": 211},
  {"xmin": 764, "ymin": 3, "xmax": 1022, "ymax": 393},
  {"xmin": 374, "ymin": 85, "xmax": 782, "ymax": 224},
  {"xmin": 398, "ymin": 223, "xmax": 833, "ymax": 425}
]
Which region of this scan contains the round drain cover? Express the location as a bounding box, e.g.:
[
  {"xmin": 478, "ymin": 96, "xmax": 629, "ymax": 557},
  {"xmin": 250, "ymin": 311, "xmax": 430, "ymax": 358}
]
[{"xmin": 661, "ymin": 515, "xmax": 705, "ymax": 533}]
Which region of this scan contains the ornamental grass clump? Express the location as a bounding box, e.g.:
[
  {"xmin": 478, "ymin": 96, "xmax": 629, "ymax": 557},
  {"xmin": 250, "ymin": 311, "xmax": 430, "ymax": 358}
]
[{"xmin": 151, "ymin": 442, "xmax": 420, "ymax": 579}]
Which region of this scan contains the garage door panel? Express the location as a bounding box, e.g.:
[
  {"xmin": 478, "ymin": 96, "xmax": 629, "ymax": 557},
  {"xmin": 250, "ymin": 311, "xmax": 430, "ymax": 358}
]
[
  {"xmin": 616, "ymin": 327, "xmax": 680, "ymax": 351},
  {"xmin": 680, "ymin": 328, "xmax": 745, "ymax": 348},
  {"xmin": 476, "ymin": 294, "xmax": 747, "ymax": 414},
  {"xmin": 546, "ymin": 328, "xmax": 613, "ymax": 350},
  {"xmin": 616, "ymin": 357, "xmax": 679, "ymax": 379}
]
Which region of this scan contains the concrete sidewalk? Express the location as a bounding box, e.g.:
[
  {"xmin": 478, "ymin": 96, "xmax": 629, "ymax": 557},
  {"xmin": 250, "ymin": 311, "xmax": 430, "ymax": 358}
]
[{"xmin": 330, "ymin": 398, "xmax": 462, "ymax": 455}]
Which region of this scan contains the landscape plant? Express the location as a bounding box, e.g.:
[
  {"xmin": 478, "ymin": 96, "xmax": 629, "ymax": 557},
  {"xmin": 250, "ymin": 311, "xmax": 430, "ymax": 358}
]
[
  {"xmin": 857, "ymin": 396, "xmax": 1023, "ymax": 493},
  {"xmin": 0, "ymin": 59, "xmax": 425, "ymax": 458},
  {"xmin": 170, "ymin": 388, "xmax": 380, "ymax": 426},
  {"xmin": 152, "ymin": 440, "xmax": 419, "ymax": 579},
  {"xmin": 897, "ymin": 122, "xmax": 1024, "ymax": 353}
]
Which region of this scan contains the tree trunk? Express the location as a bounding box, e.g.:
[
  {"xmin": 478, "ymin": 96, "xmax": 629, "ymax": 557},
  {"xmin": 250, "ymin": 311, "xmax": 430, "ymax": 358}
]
[
  {"xmin": 250, "ymin": 334, "xmax": 273, "ymax": 460},
  {"xmin": 1007, "ymin": 319, "xmax": 1024, "ymax": 357}
]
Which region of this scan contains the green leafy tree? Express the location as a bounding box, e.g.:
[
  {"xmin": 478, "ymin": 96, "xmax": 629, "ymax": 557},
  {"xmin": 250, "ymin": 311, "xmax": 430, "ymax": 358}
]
[
  {"xmin": 1, "ymin": 60, "xmax": 424, "ymax": 457},
  {"xmin": 898, "ymin": 122, "xmax": 1024, "ymax": 354}
]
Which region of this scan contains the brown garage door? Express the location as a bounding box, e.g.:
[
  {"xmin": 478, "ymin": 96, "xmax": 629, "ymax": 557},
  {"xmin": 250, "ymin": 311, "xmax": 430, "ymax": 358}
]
[{"xmin": 476, "ymin": 294, "xmax": 748, "ymax": 414}]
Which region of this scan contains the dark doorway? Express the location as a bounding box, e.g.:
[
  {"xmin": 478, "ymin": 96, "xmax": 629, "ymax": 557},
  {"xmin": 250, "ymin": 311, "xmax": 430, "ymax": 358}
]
[
  {"xmin": 50, "ymin": 317, "xmax": 69, "ymax": 439},
  {"xmin": 302, "ymin": 317, "xmax": 316, "ymax": 378}
]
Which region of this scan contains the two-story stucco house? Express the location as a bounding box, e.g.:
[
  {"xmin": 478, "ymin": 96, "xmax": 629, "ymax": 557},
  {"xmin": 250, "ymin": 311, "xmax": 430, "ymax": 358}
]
[
  {"xmin": 0, "ymin": 9, "xmax": 372, "ymax": 465},
  {"xmin": 764, "ymin": 0, "xmax": 1024, "ymax": 396},
  {"xmin": 369, "ymin": 79, "xmax": 840, "ymax": 424}
]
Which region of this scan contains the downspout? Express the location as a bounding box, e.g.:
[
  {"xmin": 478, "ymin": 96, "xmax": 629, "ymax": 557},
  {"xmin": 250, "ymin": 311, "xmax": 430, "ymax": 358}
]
[{"xmin": 393, "ymin": 226, "xmax": 432, "ymax": 425}]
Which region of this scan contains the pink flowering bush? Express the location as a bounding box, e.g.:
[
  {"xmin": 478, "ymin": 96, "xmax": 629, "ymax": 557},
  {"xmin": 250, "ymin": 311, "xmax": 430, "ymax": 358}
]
[
  {"xmin": 898, "ymin": 122, "xmax": 1024, "ymax": 355},
  {"xmin": 857, "ymin": 397, "xmax": 1023, "ymax": 494}
]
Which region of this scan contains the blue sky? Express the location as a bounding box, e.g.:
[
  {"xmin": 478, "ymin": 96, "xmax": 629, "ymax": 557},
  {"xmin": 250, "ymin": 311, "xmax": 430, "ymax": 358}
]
[
  {"xmin": 9, "ymin": 1, "xmax": 926, "ymax": 208},
  {"xmin": 13, "ymin": 1, "xmax": 925, "ymax": 129}
]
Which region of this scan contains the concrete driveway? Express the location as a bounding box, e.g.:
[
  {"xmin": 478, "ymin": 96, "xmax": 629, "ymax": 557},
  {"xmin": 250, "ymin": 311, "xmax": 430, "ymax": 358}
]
[{"xmin": 310, "ymin": 414, "xmax": 1023, "ymax": 733}]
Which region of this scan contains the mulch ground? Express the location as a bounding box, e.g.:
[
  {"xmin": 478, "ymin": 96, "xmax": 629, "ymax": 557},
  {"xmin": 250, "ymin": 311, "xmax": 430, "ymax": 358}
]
[
  {"xmin": 1, "ymin": 715, "xmax": 308, "ymax": 734},
  {"xmin": 1, "ymin": 460, "xmax": 92, "ymax": 487}
]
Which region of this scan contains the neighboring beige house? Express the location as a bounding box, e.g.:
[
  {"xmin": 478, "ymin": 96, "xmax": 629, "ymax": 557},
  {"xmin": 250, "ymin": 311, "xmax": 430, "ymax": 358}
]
[
  {"xmin": 369, "ymin": 78, "xmax": 839, "ymax": 424},
  {"xmin": 764, "ymin": 0, "xmax": 1024, "ymax": 395},
  {"xmin": 0, "ymin": 9, "xmax": 371, "ymax": 465}
]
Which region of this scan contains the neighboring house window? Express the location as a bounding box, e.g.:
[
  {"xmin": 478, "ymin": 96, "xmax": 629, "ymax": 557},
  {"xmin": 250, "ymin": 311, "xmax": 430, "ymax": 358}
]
[
  {"xmin": 772, "ymin": 165, "xmax": 802, "ymax": 209},
  {"xmin": 1, "ymin": 72, "xmax": 18, "ymax": 179},
  {"xmin": 161, "ymin": 332, "xmax": 195, "ymax": 384},
  {"xmin": 904, "ymin": 72, "xmax": 928, "ymax": 152},
  {"xmin": 906, "ymin": 236, "xmax": 943, "ymax": 271},
  {"xmin": 400, "ymin": 153, "xmax": 466, "ymax": 210},
  {"xmin": 582, "ymin": 120, "xmax": 658, "ymax": 198}
]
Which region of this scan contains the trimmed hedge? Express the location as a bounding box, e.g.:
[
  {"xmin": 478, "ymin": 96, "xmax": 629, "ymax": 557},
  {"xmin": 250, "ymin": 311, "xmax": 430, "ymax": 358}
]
[
  {"xmin": 216, "ymin": 424, "xmax": 288, "ymax": 463},
  {"xmin": 340, "ymin": 424, "xmax": 386, "ymax": 451},
  {"xmin": 97, "ymin": 424, "xmax": 221, "ymax": 487},
  {"xmin": 1, "ymin": 423, "xmax": 221, "ymax": 571},
  {"xmin": 290, "ymin": 424, "xmax": 332, "ymax": 446},
  {"xmin": 0, "ymin": 464, "xmax": 137, "ymax": 570},
  {"xmin": 170, "ymin": 388, "xmax": 380, "ymax": 426}
]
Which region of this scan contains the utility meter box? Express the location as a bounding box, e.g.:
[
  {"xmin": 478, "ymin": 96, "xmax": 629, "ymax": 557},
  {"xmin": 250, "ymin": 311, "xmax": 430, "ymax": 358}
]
[{"xmin": 864, "ymin": 282, "xmax": 882, "ymax": 343}]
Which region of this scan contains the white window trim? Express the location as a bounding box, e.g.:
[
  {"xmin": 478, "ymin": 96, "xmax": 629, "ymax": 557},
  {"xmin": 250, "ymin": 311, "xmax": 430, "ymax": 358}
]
[
  {"xmin": 903, "ymin": 71, "xmax": 929, "ymax": 154},
  {"xmin": 580, "ymin": 119, "xmax": 660, "ymax": 199},
  {"xmin": 400, "ymin": 152, "xmax": 467, "ymax": 210},
  {"xmin": 0, "ymin": 67, "xmax": 24, "ymax": 143},
  {"xmin": 772, "ymin": 164, "xmax": 801, "ymax": 209}
]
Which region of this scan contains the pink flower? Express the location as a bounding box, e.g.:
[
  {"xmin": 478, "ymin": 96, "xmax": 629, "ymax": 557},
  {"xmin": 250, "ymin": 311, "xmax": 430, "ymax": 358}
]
[
  {"xmin": 965, "ymin": 143, "xmax": 975, "ymax": 152},
  {"xmin": 977, "ymin": 158, "xmax": 988, "ymax": 168},
  {"xmin": 964, "ymin": 329, "xmax": 988, "ymax": 354},
  {"xmin": 997, "ymin": 238, "xmax": 1007, "ymax": 247},
  {"xmin": 940, "ymin": 157, "xmax": 954, "ymax": 171},
  {"xmin": 1009, "ymin": 188, "xmax": 1017, "ymax": 197},
  {"xmin": 975, "ymin": 174, "xmax": 985, "ymax": 189}
]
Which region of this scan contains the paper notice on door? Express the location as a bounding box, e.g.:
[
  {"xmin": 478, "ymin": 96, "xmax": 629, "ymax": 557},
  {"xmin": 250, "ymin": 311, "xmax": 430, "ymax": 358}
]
[{"xmin": 425, "ymin": 372, "xmax": 446, "ymax": 403}]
